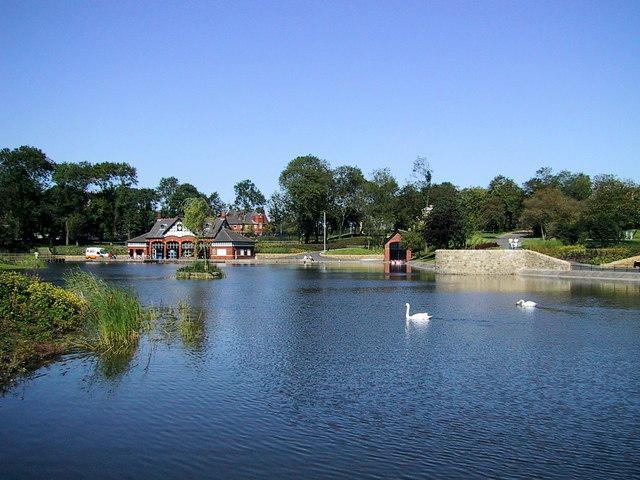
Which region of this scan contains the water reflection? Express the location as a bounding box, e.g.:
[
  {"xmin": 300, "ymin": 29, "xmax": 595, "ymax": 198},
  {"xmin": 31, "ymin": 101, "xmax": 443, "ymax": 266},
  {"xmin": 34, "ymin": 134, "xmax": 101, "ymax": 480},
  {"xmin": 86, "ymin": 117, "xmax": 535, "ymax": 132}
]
[
  {"xmin": 3, "ymin": 263, "xmax": 640, "ymax": 480},
  {"xmin": 95, "ymin": 347, "xmax": 137, "ymax": 381}
]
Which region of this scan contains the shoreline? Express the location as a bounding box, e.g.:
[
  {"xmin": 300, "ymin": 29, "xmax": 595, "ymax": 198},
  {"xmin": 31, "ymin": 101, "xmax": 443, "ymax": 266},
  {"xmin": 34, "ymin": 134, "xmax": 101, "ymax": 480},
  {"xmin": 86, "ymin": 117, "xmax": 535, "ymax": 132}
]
[{"xmin": 38, "ymin": 256, "xmax": 640, "ymax": 283}]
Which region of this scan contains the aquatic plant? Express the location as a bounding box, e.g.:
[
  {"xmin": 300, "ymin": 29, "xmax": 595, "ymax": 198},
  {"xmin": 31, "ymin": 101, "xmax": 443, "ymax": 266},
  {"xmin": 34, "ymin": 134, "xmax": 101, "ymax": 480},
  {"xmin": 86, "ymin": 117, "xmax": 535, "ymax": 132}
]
[
  {"xmin": 65, "ymin": 271, "xmax": 143, "ymax": 352},
  {"xmin": 176, "ymin": 301, "xmax": 205, "ymax": 348}
]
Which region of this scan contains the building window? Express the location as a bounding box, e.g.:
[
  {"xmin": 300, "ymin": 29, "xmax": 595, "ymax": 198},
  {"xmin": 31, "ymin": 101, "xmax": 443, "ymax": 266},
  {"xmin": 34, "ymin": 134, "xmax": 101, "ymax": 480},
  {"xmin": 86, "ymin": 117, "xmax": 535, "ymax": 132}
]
[
  {"xmin": 166, "ymin": 241, "xmax": 179, "ymax": 259},
  {"xmin": 181, "ymin": 242, "xmax": 194, "ymax": 258}
]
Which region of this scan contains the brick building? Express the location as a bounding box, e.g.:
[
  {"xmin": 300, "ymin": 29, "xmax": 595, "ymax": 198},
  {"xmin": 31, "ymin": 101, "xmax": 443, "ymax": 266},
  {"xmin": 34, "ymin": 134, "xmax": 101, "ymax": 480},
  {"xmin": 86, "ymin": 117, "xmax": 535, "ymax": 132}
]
[
  {"xmin": 220, "ymin": 210, "xmax": 268, "ymax": 236},
  {"xmin": 126, "ymin": 217, "xmax": 255, "ymax": 260}
]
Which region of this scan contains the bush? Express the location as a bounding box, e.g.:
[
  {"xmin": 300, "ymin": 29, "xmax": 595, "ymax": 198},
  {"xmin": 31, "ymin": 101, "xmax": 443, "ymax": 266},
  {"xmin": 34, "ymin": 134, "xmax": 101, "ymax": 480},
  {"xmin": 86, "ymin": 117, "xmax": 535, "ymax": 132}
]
[
  {"xmin": 176, "ymin": 261, "xmax": 224, "ymax": 275},
  {"xmin": 0, "ymin": 272, "xmax": 85, "ymax": 340}
]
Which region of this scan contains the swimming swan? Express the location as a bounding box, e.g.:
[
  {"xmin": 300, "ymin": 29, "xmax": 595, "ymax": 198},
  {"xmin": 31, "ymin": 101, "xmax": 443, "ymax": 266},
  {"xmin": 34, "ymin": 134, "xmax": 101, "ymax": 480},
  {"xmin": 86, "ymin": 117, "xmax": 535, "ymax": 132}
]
[
  {"xmin": 405, "ymin": 303, "xmax": 432, "ymax": 321},
  {"xmin": 516, "ymin": 299, "xmax": 537, "ymax": 308}
]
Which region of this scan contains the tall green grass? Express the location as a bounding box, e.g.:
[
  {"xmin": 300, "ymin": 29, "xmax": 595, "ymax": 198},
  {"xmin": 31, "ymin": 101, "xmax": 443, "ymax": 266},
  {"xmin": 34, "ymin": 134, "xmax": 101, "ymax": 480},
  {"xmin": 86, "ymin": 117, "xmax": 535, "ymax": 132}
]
[
  {"xmin": 176, "ymin": 301, "xmax": 205, "ymax": 348},
  {"xmin": 65, "ymin": 271, "xmax": 143, "ymax": 352}
]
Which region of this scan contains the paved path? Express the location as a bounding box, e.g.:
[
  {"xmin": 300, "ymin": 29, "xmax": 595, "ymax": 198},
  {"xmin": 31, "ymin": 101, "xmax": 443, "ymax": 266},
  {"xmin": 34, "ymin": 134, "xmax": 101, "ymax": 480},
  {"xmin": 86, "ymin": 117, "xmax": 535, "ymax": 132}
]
[{"xmin": 496, "ymin": 232, "xmax": 527, "ymax": 249}]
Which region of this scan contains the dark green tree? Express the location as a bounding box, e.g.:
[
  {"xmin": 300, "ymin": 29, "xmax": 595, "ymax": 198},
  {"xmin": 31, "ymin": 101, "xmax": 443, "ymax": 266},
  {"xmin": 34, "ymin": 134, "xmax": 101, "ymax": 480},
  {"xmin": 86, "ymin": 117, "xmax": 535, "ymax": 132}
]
[
  {"xmin": 423, "ymin": 183, "xmax": 467, "ymax": 249},
  {"xmin": 362, "ymin": 169, "xmax": 398, "ymax": 244},
  {"xmin": 557, "ymin": 171, "xmax": 592, "ymax": 201},
  {"xmin": 233, "ymin": 179, "xmax": 266, "ymax": 212},
  {"xmin": 49, "ymin": 162, "xmax": 94, "ymax": 245},
  {"xmin": 165, "ymin": 183, "xmax": 206, "ymax": 217},
  {"xmin": 332, "ymin": 165, "xmax": 366, "ymax": 235},
  {"xmin": 117, "ymin": 187, "xmax": 158, "ymax": 240},
  {"xmin": 279, "ymin": 156, "xmax": 334, "ymax": 243},
  {"xmin": 485, "ymin": 175, "xmax": 524, "ymax": 232},
  {"xmin": 208, "ymin": 192, "xmax": 225, "ymax": 216},
  {"xmin": 459, "ymin": 186, "xmax": 488, "ymax": 233},
  {"xmin": 582, "ymin": 175, "xmax": 640, "ymax": 246},
  {"xmin": 520, "ymin": 188, "xmax": 581, "ymax": 241},
  {"xmin": 267, "ymin": 191, "xmax": 288, "ymax": 236},
  {"xmin": 394, "ymin": 184, "xmax": 424, "ymax": 230},
  {"xmin": 157, "ymin": 176, "xmax": 179, "ymax": 215},
  {"xmin": 0, "ymin": 146, "xmax": 54, "ymax": 247}
]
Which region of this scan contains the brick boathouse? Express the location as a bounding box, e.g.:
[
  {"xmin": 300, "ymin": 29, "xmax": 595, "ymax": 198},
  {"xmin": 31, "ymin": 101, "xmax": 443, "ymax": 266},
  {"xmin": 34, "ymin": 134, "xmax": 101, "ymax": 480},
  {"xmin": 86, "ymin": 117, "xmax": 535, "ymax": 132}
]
[
  {"xmin": 384, "ymin": 230, "xmax": 412, "ymax": 263},
  {"xmin": 126, "ymin": 217, "xmax": 255, "ymax": 260}
]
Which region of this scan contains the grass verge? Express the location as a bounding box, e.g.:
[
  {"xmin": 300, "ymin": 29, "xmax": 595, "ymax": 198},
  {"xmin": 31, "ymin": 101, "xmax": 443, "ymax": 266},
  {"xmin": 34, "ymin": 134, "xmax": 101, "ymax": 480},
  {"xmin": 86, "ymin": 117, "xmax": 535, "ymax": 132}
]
[{"xmin": 325, "ymin": 247, "xmax": 383, "ymax": 255}]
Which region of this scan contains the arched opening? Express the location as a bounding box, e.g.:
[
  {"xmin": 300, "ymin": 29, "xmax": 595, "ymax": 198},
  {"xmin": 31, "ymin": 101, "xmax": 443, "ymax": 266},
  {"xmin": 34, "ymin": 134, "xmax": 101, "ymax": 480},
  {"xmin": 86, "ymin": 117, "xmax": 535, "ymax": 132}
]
[
  {"xmin": 166, "ymin": 241, "xmax": 179, "ymax": 259},
  {"xmin": 152, "ymin": 242, "xmax": 164, "ymax": 259},
  {"xmin": 181, "ymin": 241, "xmax": 194, "ymax": 258},
  {"xmin": 389, "ymin": 242, "xmax": 406, "ymax": 261}
]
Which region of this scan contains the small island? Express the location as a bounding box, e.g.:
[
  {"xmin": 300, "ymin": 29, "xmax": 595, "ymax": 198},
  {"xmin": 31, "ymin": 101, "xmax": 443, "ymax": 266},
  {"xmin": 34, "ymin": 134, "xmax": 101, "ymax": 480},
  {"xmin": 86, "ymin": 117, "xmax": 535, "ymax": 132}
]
[{"xmin": 176, "ymin": 261, "xmax": 224, "ymax": 280}]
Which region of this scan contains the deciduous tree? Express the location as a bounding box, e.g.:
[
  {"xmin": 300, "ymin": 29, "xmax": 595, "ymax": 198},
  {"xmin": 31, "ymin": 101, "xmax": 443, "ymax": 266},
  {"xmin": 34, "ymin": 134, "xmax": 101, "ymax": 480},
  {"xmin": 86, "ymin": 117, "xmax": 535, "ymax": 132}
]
[{"xmin": 279, "ymin": 156, "xmax": 333, "ymax": 243}]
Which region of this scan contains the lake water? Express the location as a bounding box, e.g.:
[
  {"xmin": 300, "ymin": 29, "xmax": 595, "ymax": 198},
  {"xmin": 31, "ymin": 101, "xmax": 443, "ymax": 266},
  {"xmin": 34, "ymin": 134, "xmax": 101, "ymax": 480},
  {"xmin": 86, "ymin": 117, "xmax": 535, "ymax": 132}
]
[{"xmin": 1, "ymin": 263, "xmax": 640, "ymax": 479}]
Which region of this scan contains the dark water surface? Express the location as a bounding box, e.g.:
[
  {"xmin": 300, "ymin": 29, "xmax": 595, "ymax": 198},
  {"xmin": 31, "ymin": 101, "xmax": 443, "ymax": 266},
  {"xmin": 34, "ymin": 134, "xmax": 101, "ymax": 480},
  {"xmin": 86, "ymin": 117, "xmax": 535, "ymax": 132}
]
[{"xmin": 1, "ymin": 263, "xmax": 640, "ymax": 479}]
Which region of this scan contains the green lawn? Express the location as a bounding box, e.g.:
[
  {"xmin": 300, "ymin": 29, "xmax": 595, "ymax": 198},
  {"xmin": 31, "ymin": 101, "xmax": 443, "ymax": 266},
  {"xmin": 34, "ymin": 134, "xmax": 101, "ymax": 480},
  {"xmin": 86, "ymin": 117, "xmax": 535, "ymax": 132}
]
[
  {"xmin": 51, "ymin": 244, "xmax": 128, "ymax": 256},
  {"xmin": 325, "ymin": 247, "xmax": 383, "ymax": 255}
]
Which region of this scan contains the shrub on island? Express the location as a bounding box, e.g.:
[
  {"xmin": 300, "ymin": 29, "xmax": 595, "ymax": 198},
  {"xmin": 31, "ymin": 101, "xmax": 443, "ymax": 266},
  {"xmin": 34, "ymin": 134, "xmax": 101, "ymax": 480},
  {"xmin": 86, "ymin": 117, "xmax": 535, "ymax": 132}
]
[{"xmin": 176, "ymin": 261, "xmax": 224, "ymax": 280}]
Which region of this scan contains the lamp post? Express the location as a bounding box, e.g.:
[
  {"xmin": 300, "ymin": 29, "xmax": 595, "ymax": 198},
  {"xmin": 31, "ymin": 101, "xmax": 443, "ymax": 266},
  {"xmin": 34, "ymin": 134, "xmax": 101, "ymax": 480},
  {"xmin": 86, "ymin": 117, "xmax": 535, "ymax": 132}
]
[{"xmin": 323, "ymin": 211, "xmax": 327, "ymax": 253}]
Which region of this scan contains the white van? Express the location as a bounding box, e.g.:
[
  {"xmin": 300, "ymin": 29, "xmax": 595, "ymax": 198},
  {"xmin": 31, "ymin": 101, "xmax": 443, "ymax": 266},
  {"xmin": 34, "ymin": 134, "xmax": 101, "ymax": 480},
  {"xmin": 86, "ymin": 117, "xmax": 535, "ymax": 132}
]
[{"xmin": 85, "ymin": 247, "xmax": 111, "ymax": 260}]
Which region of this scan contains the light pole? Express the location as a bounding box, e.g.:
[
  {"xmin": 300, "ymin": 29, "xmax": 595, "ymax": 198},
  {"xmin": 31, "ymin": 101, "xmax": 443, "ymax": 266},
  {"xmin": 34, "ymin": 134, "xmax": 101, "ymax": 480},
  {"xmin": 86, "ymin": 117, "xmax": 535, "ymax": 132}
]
[{"xmin": 323, "ymin": 211, "xmax": 327, "ymax": 253}]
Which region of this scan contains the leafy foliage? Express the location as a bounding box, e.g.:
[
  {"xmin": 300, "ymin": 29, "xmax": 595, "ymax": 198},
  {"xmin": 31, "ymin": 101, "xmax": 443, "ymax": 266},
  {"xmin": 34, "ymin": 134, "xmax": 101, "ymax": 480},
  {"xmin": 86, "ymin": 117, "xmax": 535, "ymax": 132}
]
[
  {"xmin": 233, "ymin": 179, "xmax": 266, "ymax": 211},
  {"xmin": 422, "ymin": 183, "xmax": 467, "ymax": 249},
  {"xmin": 0, "ymin": 272, "xmax": 85, "ymax": 338},
  {"xmin": 519, "ymin": 188, "xmax": 581, "ymax": 241},
  {"xmin": 279, "ymin": 156, "xmax": 334, "ymax": 243}
]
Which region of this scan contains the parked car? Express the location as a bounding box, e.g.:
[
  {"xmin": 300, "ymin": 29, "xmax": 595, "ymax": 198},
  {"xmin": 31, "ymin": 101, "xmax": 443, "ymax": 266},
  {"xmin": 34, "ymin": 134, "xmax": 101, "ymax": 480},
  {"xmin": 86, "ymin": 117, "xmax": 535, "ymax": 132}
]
[{"xmin": 85, "ymin": 247, "xmax": 113, "ymax": 259}]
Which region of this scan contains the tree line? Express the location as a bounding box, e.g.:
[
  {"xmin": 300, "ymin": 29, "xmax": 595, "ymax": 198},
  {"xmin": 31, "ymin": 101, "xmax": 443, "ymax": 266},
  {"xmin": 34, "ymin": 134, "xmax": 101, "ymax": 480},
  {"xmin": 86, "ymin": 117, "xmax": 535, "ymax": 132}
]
[
  {"xmin": 1, "ymin": 145, "xmax": 638, "ymax": 250},
  {"xmin": 0, "ymin": 146, "xmax": 267, "ymax": 249},
  {"xmin": 271, "ymin": 156, "xmax": 639, "ymax": 248}
]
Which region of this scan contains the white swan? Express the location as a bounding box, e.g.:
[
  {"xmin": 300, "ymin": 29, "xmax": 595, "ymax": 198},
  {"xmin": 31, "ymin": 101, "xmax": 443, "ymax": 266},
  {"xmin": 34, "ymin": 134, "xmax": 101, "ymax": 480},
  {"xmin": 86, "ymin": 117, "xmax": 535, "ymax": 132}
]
[
  {"xmin": 405, "ymin": 303, "xmax": 432, "ymax": 321},
  {"xmin": 516, "ymin": 299, "xmax": 537, "ymax": 308}
]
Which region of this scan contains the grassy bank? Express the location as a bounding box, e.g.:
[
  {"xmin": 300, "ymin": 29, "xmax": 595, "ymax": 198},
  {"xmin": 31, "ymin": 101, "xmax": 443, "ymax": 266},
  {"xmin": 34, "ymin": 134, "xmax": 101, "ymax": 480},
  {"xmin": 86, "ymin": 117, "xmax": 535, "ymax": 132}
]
[
  {"xmin": 0, "ymin": 254, "xmax": 45, "ymax": 270},
  {"xmin": 257, "ymin": 235, "xmax": 375, "ymax": 254},
  {"xmin": 325, "ymin": 247, "xmax": 383, "ymax": 255}
]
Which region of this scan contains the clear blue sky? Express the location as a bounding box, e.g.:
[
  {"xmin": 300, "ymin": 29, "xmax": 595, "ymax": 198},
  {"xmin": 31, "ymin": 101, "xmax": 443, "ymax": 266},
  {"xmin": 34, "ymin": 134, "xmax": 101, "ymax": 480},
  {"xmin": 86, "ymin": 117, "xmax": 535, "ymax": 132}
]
[{"xmin": 1, "ymin": 1, "xmax": 638, "ymax": 202}]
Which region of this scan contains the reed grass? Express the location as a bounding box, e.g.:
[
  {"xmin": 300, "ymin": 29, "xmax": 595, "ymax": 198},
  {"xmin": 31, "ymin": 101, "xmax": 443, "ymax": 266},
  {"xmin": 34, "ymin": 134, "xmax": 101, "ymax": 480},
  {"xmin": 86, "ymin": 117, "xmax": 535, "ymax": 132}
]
[
  {"xmin": 176, "ymin": 301, "xmax": 205, "ymax": 347},
  {"xmin": 65, "ymin": 271, "xmax": 143, "ymax": 352}
]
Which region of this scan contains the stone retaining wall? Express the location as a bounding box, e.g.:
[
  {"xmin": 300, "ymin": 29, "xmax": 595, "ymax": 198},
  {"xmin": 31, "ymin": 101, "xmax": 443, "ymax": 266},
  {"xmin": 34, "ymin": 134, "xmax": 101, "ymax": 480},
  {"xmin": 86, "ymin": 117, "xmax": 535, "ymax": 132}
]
[{"xmin": 435, "ymin": 249, "xmax": 570, "ymax": 275}]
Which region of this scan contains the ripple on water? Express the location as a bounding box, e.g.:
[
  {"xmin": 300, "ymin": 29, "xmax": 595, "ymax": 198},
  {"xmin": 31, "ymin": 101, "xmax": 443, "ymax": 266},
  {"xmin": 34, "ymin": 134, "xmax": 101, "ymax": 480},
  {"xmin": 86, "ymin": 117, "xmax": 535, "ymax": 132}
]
[{"xmin": 1, "ymin": 263, "xmax": 640, "ymax": 479}]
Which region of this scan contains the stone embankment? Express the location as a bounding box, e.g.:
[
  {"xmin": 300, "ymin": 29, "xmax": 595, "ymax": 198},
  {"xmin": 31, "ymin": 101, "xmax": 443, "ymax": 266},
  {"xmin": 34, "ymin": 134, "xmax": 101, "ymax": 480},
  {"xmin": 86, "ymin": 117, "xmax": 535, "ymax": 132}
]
[
  {"xmin": 435, "ymin": 249, "xmax": 570, "ymax": 275},
  {"xmin": 601, "ymin": 255, "xmax": 640, "ymax": 269},
  {"xmin": 520, "ymin": 269, "xmax": 640, "ymax": 282}
]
